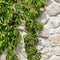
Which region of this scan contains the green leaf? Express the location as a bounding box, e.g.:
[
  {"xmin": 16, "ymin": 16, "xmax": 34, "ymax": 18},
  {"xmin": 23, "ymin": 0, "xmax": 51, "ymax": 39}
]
[
  {"xmin": 28, "ymin": 52, "xmax": 42, "ymax": 60},
  {"xmin": 25, "ymin": 45, "xmax": 37, "ymax": 55}
]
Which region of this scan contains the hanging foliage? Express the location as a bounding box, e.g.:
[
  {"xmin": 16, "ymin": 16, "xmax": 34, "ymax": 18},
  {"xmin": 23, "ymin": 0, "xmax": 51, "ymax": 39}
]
[{"xmin": 0, "ymin": 0, "xmax": 45, "ymax": 60}]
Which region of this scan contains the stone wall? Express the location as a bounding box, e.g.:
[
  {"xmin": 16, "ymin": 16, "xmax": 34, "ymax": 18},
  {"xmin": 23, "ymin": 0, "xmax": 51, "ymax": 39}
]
[
  {"xmin": 38, "ymin": 0, "xmax": 60, "ymax": 60},
  {"xmin": 0, "ymin": 0, "xmax": 60, "ymax": 60}
]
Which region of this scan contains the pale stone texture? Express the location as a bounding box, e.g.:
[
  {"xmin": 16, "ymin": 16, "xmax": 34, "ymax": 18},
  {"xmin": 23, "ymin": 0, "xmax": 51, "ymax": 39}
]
[
  {"xmin": 55, "ymin": 27, "xmax": 60, "ymax": 34},
  {"xmin": 54, "ymin": 47, "xmax": 60, "ymax": 55},
  {"xmin": 41, "ymin": 47, "xmax": 53, "ymax": 59},
  {"xmin": 48, "ymin": 17, "xmax": 60, "ymax": 28},
  {"xmin": 37, "ymin": 27, "xmax": 50, "ymax": 38},
  {"xmin": 48, "ymin": 55, "xmax": 60, "ymax": 60},
  {"xmin": 40, "ymin": 0, "xmax": 60, "ymax": 59},
  {"xmin": 39, "ymin": 12, "xmax": 49, "ymax": 24},
  {"xmin": 49, "ymin": 34, "xmax": 60, "ymax": 45},
  {"xmin": 46, "ymin": 3, "xmax": 60, "ymax": 16},
  {"xmin": 45, "ymin": 0, "xmax": 54, "ymax": 6},
  {"xmin": 55, "ymin": 0, "xmax": 60, "ymax": 2}
]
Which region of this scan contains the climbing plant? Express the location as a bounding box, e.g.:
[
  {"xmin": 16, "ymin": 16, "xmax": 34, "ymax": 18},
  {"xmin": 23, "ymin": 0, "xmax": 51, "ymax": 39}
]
[{"xmin": 0, "ymin": 0, "xmax": 45, "ymax": 60}]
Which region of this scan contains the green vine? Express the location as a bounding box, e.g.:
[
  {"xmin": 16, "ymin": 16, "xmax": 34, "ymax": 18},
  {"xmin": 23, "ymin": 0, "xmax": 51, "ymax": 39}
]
[
  {"xmin": 21, "ymin": 0, "xmax": 45, "ymax": 60},
  {"xmin": 0, "ymin": 0, "xmax": 45, "ymax": 60}
]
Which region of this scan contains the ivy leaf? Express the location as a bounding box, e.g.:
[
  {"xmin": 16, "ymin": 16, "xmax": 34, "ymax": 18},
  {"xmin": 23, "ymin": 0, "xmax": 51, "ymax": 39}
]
[
  {"xmin": 24, "ymin": 33, "xmax": 38, "ymax": 46},
  {"xmin": 25, "ymin": 45, "xmax": 37, "ymax": 55},
  {"xmin": 28, "ymin": 52, "xmax": 42, "ymax": 60},
  {"xmin": 6, "ymin": 50, "xmax": 19, "ymax": 60},
  {"xmin": 34, "ymin": 22, "xmax": 44, "ymax": 31}
]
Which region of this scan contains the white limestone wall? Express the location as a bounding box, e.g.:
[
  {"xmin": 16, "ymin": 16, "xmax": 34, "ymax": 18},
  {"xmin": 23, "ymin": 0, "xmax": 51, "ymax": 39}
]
[
  {"xmin": 38, "ymin": 0, "xmax": 60, "ymax": 60},
  {"xmin": 0, "ymin": 0, "xmax": 60, "ymax": 60}
]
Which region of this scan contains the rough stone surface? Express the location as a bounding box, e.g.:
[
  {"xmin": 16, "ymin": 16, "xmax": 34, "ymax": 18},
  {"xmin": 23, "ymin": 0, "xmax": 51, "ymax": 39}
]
[
  {"xmin": 1, "ymin": 0, "xmax": 60, "ymax": 60},
  {"xmin": 49, "ymin": 34, "xmax": 60, "ymax": 45},
  {"xmin": 55, "ymin": 27, "xmax": 60, "ymax": 34},
  {"xmin": 55, "ymin": 0, "xmax": 60, "ymax": 2},
  {"xmin": 46, "ymin": 3, "xmax": 60, "ymax": 16},
  {"xmin": 48, "ymin": 55, "xmax": 60, "ymax": 60},
  {"xmin": 54, "ymin": 47, "xmax": 60, "ymax": 55},
  {"xmin": 48, "ymin": 17, "xmax": 60, "ymax": 28},
  {"xmin": 38, "ymin": 27, "xmax": 50, "ymax": 38}
]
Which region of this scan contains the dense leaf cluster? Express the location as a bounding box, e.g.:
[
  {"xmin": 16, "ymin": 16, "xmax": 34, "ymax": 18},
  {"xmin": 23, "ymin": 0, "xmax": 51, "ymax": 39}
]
[
  {"xmin": 0, "ymin": 0, "xmax": 45, "ymax": 60},
  {"xmin": 0, "ymin": 0, "xmax": 21, "ymax": 60},
  {"xmin": 22, "ymin": 0, "xmax": 45, "ymax": 60}
]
